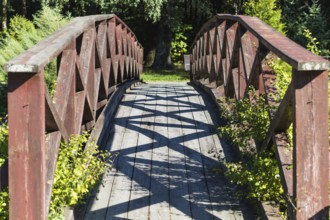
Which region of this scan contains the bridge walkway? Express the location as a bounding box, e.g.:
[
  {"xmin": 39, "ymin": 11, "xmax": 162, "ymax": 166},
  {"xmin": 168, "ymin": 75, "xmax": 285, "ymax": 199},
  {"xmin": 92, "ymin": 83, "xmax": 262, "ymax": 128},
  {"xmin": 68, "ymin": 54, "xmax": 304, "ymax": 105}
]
[{"xmin": 82, "ymin": 82, "xmax": 255, "ymax": 220}]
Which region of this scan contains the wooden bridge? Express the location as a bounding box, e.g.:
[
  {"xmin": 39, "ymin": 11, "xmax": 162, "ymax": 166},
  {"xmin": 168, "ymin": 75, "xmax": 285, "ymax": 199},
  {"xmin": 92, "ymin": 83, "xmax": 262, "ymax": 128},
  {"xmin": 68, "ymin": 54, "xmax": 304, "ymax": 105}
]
[{"xmin": 4, "ymin": 14, "xmax": 330, "ymax": 219}]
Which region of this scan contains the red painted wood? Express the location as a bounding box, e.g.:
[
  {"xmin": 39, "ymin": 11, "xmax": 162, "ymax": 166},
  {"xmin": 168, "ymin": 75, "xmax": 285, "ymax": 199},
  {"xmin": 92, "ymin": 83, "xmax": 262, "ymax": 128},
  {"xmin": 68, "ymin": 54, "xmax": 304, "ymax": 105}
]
[
  {"xmin": 8, "ymin": 71, "xmax": 46, "ymax": 220},
  {"xmin": 191, "ymin": 14, "xmax": 329, "ymax": 219},
  {"xmin": 293, "ymin": 70, "xmax": 329, "ymax": 219}
]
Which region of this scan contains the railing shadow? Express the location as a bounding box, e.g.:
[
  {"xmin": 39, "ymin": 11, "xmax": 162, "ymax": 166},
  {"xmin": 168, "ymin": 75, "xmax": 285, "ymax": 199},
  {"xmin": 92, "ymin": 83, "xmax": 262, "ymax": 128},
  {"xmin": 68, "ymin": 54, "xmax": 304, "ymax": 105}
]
[{"xmin": 77, "ymin": 83, "xmax": 255, "ymax": 219}]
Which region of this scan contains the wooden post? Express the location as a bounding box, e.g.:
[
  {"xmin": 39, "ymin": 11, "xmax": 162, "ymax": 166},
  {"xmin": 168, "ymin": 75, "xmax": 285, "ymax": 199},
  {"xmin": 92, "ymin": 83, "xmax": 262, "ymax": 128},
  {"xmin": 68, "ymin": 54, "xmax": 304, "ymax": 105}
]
[
  {"xmin": 8, "ymin": 71, "xmax": 46, "ymax": 220},
  {"xmin": 292, "ymin": 69, "xmax": 329, "ymax": 219}
]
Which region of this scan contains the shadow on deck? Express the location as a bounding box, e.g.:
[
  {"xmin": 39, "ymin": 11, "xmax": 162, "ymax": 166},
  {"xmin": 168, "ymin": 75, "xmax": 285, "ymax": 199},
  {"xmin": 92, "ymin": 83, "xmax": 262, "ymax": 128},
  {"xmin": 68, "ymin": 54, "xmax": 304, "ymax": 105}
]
[{"xmin": 75, "ymin": 82, "xmax": 255, "ymax": 220}]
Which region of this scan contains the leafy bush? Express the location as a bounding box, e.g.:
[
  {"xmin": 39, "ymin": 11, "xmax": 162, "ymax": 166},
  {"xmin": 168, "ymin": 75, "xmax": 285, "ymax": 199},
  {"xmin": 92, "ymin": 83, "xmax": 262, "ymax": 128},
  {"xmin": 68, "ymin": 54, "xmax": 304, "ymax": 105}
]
[
  {"xmin": 49, "ymin": 132, "xmax": 111, "ymax": 218},
  {"xmin": 171, "ymin": 25, "xmax": 192, "ymax": 66},
  {"xmin": 0, "ymin": 188, "xmax": 9, "ymax": 220},
  {"xmin": 283, "ymin": 0, "xmax": 330, "ymax": 56},
  {"xmin": 243, "ymin": 0, "xmax": 285, "ymax": 33},
  {"xmin": 0, "ymin": 6, "xmax": 69, "ymax": 113},
  {"xmin": 218, "ymin": 88, "xmax": 286, "ymax": 216},
  {"xmin": 268, "ymin": 58, "xmax": 291, "ymax": 100},
  {"xmin": 0, "ymin": 117, "xmax": 8, "ymax": 167},
  {"xmin": 225, "ymin": 152, "xmax": 285, "ymax": 207},
  {"xmin": 0, "ymin": 117, "xmax": 8, "ymax": 220},
  {"xmin": 219, "ymin": 87, "xmax": 270, "ymax": 157}
]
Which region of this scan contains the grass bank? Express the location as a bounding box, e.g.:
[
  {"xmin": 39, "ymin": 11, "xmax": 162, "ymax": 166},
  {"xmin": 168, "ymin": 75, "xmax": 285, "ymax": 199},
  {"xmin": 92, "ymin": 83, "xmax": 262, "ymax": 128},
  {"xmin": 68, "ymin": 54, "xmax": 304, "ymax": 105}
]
[{"xmin": 141, "ymin": 68, "xmax": 190, "ymax": 82}]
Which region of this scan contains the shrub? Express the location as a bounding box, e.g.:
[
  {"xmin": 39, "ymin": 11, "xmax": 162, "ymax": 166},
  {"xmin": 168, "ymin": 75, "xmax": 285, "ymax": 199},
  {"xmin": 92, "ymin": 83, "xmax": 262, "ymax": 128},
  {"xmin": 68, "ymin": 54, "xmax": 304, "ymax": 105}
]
[
  {"xmin": 218, "ymin": 88, "xmax": 286, "ymax": 216},
  {"xmin": 243, "ymin": 0, "xmax": 285, "ymax": 33},
  {"xmin": 0, "ymin": 117, "xmax": 8, "ymax": 167},
  {"xmin": 225, "ymin": 152, "xmax": 284, "ymax": 206},
  {"xmin": 49, "ymin": 132, "xmax": 111, "ymax": 218},
  {"xmin": 0, "ymin": 117, "xmax": 8, "ymax": 220},
  {"xmin": 219, "ymin": 87, "xmax": 270, "ymax": 157},
  {"xmin": 0, "ymin": 188, "xmax": 9, "ymax": 220}
]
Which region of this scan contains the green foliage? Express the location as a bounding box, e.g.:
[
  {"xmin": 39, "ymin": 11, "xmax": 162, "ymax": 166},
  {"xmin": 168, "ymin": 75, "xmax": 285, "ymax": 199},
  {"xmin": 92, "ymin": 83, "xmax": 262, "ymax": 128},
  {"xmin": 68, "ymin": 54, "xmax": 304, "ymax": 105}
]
[
  {"xmin": 0, "ymin": 117, "xmax": 8, "ymax": 220},
  {"xmin": 49, "ymin": 132, "xmax": 111, "ymax": 218},
  {"xmin": 243, "ymin": 0, "xmax": 285, "ymax": 33},
  {"xmin": 303, "ymin": 29, "xmax": 322, "ymax": 55},
  {"xmin": 0, "ymin": 6, "xmax": 69, "ymax": 110},
  {"xmin": 0, "ymin": 188, "xmax": 9, "ymax": 220},
  {"xmin": 33, "ymin": 6, "xmax": 68, "ymax": 38},
  {"xmin": 268, "ymin": 58, "xmax": 292, "ymax": 100},
  {"xmin": 106, "ymin": 0, "xmax": 166, "ymax": 22},
  {"xmin": 283, "ymin": 0, "xmax": 330, "ymax": 56},
  {"xmin": 225, "ymin": 152, "xmax": 285, "ymax": 206},
  {"xmin": 0, "ymin": 117, "xmax": 8, "ymax": 167},
  {"xmin": 171, "ymin": 25, "xmax": 192, "ymax": 66},
  {"xmin": 141, "ymin": 68, "xmax": 190, "ymax": 82},
  {"xmin": 218, "ymin": 88, "xmax": 286, "ymax": 215},
  {"xmin": 218, "ymin": 88, "xmax": 270, "ymax": 157},
  {"xmin": 7, "ymin": 16, "xmax": 37, "ymax": 41}
]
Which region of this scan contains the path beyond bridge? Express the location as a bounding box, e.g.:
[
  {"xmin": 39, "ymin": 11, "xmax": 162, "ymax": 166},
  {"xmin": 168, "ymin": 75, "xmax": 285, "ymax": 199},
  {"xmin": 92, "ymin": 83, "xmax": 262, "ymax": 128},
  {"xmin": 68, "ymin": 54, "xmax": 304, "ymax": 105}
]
[{"xmin": 82, "ymin": 82, "xmax": 255, "ymax": 219}]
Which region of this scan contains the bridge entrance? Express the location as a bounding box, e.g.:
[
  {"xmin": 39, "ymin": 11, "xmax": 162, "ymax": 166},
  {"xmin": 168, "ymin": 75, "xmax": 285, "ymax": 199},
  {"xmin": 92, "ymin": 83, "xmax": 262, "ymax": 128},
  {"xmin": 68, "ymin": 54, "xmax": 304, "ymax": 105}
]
[{"xmin": 82, "ymin": 82, "xmax": 254, "ymax": 219}]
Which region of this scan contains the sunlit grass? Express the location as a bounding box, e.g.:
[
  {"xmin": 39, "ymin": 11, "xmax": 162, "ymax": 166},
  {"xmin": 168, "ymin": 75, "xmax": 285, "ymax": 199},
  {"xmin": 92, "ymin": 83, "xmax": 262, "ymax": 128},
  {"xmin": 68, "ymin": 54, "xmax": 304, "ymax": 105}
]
[{"xmin": 141, "ymin": 68, "xmax": 190, "ymax": 82}]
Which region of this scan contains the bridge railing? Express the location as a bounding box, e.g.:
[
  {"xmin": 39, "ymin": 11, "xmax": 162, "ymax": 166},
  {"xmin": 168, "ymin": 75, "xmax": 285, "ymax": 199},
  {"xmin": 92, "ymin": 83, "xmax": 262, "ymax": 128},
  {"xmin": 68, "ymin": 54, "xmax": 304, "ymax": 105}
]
[
  {"xmin": 5, "ymin": 14, "xmax": 143, "ymax": 220},
  {"xmin": 191, "ymin": 14, "xmax": 329, "ymax": 219}
]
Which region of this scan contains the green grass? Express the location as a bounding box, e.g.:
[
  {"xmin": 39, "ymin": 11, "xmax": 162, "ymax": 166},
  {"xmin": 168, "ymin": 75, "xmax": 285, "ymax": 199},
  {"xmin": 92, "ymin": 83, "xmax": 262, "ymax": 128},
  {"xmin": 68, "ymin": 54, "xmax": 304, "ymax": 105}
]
[{"xmin": 141, "ymin": 68, "xmax": 190, "ymax": 82}]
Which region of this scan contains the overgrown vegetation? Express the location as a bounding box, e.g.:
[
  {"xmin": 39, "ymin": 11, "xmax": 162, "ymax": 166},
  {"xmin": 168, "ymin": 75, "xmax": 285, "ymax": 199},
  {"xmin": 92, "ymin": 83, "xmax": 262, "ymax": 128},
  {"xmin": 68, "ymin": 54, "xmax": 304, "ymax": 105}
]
[
  {"xmin": 0, "ymin": 117, "xmax": 8, "ymax": 220},
  {"xmin": 219, "ymin": 88, "xmax": 270, "ymax": 156},
  {"xmin": 225, "ymin": 152, "xmax": 285, "ymax": 207},
  {"xmin": 218, "ymin": 88, "xmax": 286, "ymax": 216},
  {"xmin": 49, "ymin": 132, "xmax": 111, "ymax": 219},
  {"xmin": 0, "ymin": 6, "xmax": 68, "ymax": 114},
  {"xmin": 0, "ymin": 6, "xmax": 112, "ymax": 219},
  {"xmin": 0, "ymin": 188, "xmax": 9, "ymax": 220},
  {"xmin": 141, "ymin": 68, "xmax": 190, "ymax": 82},
  {"xmin": 243, "ymin": 0, "xmax": 285, "ymax": 34}
]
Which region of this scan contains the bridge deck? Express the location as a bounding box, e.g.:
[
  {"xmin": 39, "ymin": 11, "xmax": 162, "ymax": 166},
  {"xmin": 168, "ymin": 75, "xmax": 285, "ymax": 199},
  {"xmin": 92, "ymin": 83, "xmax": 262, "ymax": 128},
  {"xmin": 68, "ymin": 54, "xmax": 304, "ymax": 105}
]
[{"xmin": 82, "ymin": 83, "xmax": 255, "ymax": 220}]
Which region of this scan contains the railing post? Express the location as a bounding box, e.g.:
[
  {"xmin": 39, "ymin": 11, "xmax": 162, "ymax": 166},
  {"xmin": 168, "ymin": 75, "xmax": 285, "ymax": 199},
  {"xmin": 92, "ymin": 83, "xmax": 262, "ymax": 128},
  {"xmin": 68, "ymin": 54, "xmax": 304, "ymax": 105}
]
[
  {"xmin": 8, "ymin": 71, "xmax": 46, "ymax": 220},
  {"xmin": 292, "ymin": 69, "xmax": 329, "ymax": 219}
]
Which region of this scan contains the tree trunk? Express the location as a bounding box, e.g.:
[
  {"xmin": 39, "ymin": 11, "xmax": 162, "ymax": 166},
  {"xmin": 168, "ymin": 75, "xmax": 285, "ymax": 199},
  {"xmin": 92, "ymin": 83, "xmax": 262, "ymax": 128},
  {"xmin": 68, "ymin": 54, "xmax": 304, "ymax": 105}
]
[
  {"xmin": 151, "ymin": 3, "xmax": 173, "ymax": 69},
  {"xmin": 152, "ymin": 22, "xmax": 173, "ymax": 69},
  {"xmin": 1, "ymin": 0, "xmax": 7, "ymax": 30}
]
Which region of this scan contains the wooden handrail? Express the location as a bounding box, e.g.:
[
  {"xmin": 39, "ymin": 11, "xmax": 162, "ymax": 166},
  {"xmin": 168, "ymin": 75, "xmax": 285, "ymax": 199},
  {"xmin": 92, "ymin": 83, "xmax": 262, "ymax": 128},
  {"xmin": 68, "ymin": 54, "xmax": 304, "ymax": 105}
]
[
  {"xmin": 191, "ymin": 14, "xmax": 329, "ymax": 219},
  {"xmin": 6, "ymin": 14, "xmax": 143, "ymax": 220}
]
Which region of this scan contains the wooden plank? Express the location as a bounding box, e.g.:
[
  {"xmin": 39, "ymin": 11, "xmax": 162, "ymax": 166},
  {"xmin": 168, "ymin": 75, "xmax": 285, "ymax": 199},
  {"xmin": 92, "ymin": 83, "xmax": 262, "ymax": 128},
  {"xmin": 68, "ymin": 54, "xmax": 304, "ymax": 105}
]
[
  {"xmin": 194, "ymin": 88, "xmax": 254, "ymax": 219},
  {"xmin": 149, "ymin": 85, "xmax": 170, "ymax": 220},
  {"xmin": 8, "ymin": 71, "xmax": 46, "ymax": 220},
  {"xmin": 4, "ymin": 15, "xmax": 143, "ymax": 73},
  {"xmin": 192, "ymin": 15, "xmax": 329, "ymax": 71},
  {"xmin": 167, "ymin": 85, "xmax": 192, "ymax": 220},
  {"xmin": 127, "ymin": 87, "xmax": 155, "ymax": 219},
  {"xmin": 84, "ymin": 84, "xmax": 137, "ymax": 220},
  {"xmin": 180, "ymin": 87, "xmax": 214, "ymax": 220},
  {"xmin": 45, "ymin": 131, "xmax": 62, "ymax": 212},
  {"xmin": 105, "ymin": 84, "xmax": 143, "ymax": 219},
  {"xmin": 292, "ymin": 69, "xmax": 329, "ymax": 219}
]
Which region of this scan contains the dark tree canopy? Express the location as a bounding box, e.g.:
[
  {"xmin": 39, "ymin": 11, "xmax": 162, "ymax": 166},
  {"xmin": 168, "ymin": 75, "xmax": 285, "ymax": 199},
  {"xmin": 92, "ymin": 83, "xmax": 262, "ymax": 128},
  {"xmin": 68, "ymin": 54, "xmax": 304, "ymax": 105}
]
[{"xmin": 0, "ymin": 0, "xmax": 329, "ymax": 66}]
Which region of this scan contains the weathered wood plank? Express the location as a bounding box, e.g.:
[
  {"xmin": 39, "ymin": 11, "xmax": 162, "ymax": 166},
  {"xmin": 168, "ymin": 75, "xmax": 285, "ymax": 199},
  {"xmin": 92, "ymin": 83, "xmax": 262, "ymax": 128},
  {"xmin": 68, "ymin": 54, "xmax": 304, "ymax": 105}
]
[
  {"xmin": 84, "ymin": 84, "xmax": 137, "ymax": 220},
  {"xmin": 105, "ymin": 85, "xmax": 143, "ymax": 219},
  {"xmin": 83, "ymin": 83, "xmax": 255, "ymax": 220},
  {"xmin": 149, "ymin": 85, "xmax": 171, "ymax": 220},
  {"xmin": 292, "ymin": 70, "xmax": 329, "ymax": 219},
  {"xmin": 126, "ymin": 86, "xmax": 154, "ymax": 219},
  {"xmin": 180, "ymin": 88, "xmax": 214, "ymax": 220},
  {"xmin": 8, "ymin": 71, "xmax": 46, "ymax": 220},
  {"xmin": 167, "ymin": 85, "xmax": 192, "ymax": 220}
]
